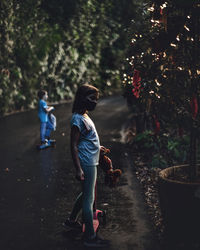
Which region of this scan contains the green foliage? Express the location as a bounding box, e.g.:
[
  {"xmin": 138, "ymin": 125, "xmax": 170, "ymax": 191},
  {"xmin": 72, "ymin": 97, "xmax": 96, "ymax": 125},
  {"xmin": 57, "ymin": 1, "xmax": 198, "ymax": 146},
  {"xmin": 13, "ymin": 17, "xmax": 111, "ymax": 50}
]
[
  {"xmin": 134, "ymin": 130, "xmax": 158, "ymax": 151},
  {"xmin": 123, "ymin": 1, "xmax": 200, "ymax": 133},
  {"xmin": 166, "ymin": 135, "xmax": 189, "ymax": 165},
  {"xmin": 123, "ymin": 0, "xmax": 200, "ymax": 178},
  {"xmin": 133, "ymin": 130, "xmax": 190, "ymax": 169},
  {"xmin": 150, "ymin": 154, "xmax": 168, "ymax": 169},
  {"xmin": 0, "ymin": 0, "xmax": 139, "ymax": 116}
]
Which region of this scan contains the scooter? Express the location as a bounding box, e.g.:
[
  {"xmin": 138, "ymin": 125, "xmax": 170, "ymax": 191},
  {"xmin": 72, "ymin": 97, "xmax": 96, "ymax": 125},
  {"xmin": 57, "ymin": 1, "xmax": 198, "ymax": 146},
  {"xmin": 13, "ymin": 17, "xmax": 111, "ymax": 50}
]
[
  {"xmin": 82, "ymin": 209, "xmax": 106, "ymax": 234},
  {"xmin": 36, "ymin": 139, "xmax": 56, "ymax": 150},
  {"xmin": 82, "ymin": 184, "xmax": 106, "ymax": 234}
]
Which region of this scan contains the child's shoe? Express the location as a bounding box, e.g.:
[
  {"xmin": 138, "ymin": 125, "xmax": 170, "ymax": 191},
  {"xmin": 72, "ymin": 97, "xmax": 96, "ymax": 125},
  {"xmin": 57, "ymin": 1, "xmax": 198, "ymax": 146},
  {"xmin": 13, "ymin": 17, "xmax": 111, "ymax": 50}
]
[
  {"xmin": 38, "ymin": 141, "xmax": 49, "ymax": 150},
  {"xmin": 45, "ymin": 137, "xmax": 56, "ymax": 145},
  {"xmin": 62, "ymin": 218, "xmax": 82, "ymax": 231},
  {"xmin": 48, "ymin": 139, "xmax": 56, "ymax": 144},
  {"xmin": 83, "ymin": 235, "xmax": 110, "ymax": 248}
]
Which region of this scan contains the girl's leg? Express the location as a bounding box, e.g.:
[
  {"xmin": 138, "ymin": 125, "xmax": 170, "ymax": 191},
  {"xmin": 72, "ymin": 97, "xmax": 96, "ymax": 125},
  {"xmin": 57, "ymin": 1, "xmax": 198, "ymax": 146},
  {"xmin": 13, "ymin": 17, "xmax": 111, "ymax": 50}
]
[
  {"xmin": 45, "ymin": 120, "xmax": 53, "ymax": 140},
  {"xmin": 82, "ymin": 165, "xmax": 97, "ymax": 238},
  {"xmin": 63, "ymin": 192, "xmax": 82, "ymax": 229},
  {"xmin": 45, "ymin": 128, "xmax": 51, "ymax": 140},
  {"xmin": 69, "ymin": 192, "xmax": 83, "ymax": 221},
  {"xmin": 40, "ymin": 122, "xmax": 47, "ymax": 143},
  {"xmin": 93, "ymin": 183, "xmax": 97, "ymax": 212}
]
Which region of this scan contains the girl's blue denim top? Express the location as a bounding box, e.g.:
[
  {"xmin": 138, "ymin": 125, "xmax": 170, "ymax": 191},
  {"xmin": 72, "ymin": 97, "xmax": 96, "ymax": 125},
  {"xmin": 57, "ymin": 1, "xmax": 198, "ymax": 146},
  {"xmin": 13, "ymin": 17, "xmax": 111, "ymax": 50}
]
[
  {"xmin": 38, "ymin": 99, "xmax": 48, "ymax": 122},
  {"xmin": 70, "ymin": 113, "xmax": 100, "ymax": 166}
]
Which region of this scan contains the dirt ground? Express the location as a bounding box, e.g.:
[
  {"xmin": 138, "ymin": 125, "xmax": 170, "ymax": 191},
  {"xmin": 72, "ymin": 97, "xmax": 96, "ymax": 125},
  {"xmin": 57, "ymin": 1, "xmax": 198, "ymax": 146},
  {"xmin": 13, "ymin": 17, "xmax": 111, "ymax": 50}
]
[{"xmin": 0, "ymin": 95, "xmax": 160, "ymax": 250}]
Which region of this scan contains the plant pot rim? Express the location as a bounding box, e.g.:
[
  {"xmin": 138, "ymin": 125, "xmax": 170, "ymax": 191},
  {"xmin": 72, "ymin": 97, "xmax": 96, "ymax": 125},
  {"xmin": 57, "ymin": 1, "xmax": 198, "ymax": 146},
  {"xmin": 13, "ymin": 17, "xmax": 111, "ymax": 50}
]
[{"xmin": 159, "ymin": 164, "xmax": 200, "ymax": 186}]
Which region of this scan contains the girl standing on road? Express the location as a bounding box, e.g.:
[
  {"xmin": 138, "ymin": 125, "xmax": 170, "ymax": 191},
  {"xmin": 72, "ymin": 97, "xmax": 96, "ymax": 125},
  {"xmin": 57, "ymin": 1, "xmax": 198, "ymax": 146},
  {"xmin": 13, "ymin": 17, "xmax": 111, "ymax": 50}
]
[{"xmin": 63, "ymin": 84, "xmax": 109, "ymax": 248}]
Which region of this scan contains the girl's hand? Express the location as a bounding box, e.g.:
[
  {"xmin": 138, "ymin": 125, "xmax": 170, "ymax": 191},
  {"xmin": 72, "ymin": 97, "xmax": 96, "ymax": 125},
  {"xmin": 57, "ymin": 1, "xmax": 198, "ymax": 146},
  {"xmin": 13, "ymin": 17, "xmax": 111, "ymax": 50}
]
[
  {"xmin": 100, "ymin": 146, "xmax": 110, "ymax": 156},
  {"xmin": 76, "ymin": 168, "xmax": 84, "ymax": 181},
  {"xmin": 46, "ymin": 106, "xmax": 55, "ymax": 113}
]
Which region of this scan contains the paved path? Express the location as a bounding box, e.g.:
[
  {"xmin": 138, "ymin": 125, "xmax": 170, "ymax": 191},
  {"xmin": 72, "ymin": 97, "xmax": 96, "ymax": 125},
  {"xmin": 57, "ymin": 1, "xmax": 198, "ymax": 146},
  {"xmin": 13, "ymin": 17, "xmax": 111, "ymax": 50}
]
[{"xmin": 0, "ymin": 96, "xmax": 160, "ymax": 250}]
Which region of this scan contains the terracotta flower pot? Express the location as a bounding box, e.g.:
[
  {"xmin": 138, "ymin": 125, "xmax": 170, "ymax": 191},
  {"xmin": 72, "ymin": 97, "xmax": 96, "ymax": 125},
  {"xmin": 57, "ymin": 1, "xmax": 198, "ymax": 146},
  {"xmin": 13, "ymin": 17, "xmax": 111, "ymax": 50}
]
[{"xmin": 158, "ymin": 165, "xmax": 200, "ymax": 244}]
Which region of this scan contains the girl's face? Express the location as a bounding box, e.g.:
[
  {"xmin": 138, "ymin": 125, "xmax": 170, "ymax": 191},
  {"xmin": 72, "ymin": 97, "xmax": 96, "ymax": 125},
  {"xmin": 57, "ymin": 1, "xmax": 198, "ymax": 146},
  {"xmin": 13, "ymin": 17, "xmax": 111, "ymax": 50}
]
[
  {"xmin": 84, "ymin": 92, "xmax": 99, "ymax": 111},
  {"xmin": 43, "ymin": 92, "xmax": 48, "ymax": 101},
  {"xmin": 87, "ymin": 92, "xmax": 99, "ymax": 102}
]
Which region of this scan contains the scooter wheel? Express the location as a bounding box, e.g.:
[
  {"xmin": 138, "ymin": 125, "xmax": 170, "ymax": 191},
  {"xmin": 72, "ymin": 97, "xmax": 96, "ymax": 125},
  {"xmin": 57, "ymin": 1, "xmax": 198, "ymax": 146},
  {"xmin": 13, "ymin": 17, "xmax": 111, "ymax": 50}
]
[
  {"xmin": 98, "ymin": 211, "xmax": 106, "ymax": 225},
  {"xmin": 36, "ymin": 145, "xmax": 42, "ymax": 150}
]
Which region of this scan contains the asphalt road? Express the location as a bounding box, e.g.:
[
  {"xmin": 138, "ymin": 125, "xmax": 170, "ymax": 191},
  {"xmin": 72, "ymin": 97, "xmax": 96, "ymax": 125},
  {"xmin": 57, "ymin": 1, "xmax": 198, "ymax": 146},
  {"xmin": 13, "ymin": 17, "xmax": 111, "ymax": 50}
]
[{"xmin": 0, "ymin": 95, "xmax": 160, "ymax": 250}]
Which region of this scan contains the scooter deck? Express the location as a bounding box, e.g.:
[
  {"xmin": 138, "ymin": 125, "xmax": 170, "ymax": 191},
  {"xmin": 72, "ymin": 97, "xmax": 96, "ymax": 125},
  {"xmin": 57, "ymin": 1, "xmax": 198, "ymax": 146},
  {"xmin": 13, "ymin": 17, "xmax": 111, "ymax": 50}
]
[
  {"xmin": 82, "ymin": 218, "xmax": 99, "ymax": 233},
  {"xmin": 82, "ymin": 209, "xmax": 105, "ymax": 233},
  {"xmin": 36, "ymin": 140, "xmax": 56, "ymax": 150}
]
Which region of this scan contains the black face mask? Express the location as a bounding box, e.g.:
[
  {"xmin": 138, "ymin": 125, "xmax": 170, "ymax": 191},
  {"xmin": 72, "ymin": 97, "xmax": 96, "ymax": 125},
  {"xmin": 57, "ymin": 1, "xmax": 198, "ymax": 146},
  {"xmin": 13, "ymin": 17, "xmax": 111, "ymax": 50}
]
[{"xmin": 84, "ymin": 98, "xmax": 97, "ymax": 111}]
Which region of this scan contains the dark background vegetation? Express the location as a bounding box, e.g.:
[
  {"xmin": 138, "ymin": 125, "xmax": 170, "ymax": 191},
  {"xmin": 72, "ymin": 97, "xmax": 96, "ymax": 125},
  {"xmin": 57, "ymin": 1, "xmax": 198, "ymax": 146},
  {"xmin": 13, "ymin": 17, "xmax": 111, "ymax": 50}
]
[
  {"xmin": 0, "ymin": 0, "xmax": 142, "ymax": 115},
  {"xmin": 1, "ymin": 0, "xmax": 200, "ymax": 174},
  {"xmin": 122, "ymin": 0, "xmax": 200, "ymax": 173}
]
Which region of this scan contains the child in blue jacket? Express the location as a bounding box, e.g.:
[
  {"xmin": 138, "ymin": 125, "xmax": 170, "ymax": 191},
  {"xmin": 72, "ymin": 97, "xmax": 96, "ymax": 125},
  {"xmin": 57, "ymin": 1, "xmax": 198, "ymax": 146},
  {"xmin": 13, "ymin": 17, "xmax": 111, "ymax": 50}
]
[{"xmin": 37, "ymin": 90, "xmax": 56, "ymax": 147}]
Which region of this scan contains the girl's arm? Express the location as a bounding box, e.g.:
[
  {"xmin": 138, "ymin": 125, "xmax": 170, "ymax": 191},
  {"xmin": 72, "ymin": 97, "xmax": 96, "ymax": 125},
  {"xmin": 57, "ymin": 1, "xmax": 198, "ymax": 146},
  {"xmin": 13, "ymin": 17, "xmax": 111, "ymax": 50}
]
[
  {"xmin": 45, "ymin": 106, "xmax": 54, "ymax": 113},
  {"xmin": 70, "ymin": 125, "xmax": 84, "ymax": 181}
]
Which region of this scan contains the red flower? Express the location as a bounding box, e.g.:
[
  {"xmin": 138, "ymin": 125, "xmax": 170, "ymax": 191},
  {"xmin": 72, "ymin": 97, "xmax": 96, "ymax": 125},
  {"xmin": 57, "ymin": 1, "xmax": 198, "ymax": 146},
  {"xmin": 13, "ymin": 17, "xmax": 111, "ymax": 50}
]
[
  {"xmin": 153, "ymin": 114, "xmax": 160, "ymax": 135},
  {"xmin": 178, "ymin": 127, "xmax": 184, "ymax": 137},
  {"xmin": 132, "ymin": 70, "xmax": 141, "ymax": 98},
  {"xmin": 190, "ymin": 95, "xmax": 198, "ymax": 119}
]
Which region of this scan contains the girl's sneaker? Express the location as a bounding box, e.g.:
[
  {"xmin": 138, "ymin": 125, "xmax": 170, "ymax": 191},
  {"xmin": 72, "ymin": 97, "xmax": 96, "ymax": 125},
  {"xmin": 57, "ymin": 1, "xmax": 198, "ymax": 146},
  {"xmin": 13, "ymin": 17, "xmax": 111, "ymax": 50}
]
[
  {"xmin": 48, "ymin": 139, "xmax": 56, "ymax": 144},
  {"xmin": 83, "ymin": 235, "xmax": 110, "ymax": 248},
  {"xmin": 38, "ymin": 141, "xmax": 49, "ymax": 149},
  {"xmin": 62, "ymin": 219, "xmax": 82, "ymax": 231}
]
